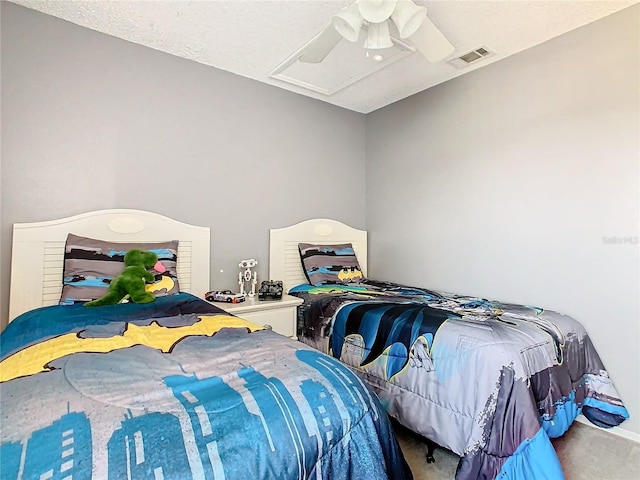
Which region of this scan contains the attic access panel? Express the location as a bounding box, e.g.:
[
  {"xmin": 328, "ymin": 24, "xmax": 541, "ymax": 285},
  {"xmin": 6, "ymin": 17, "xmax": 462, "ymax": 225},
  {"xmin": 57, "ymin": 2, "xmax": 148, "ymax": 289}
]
[{"xmin": 269, "ymin": 34, "xmax": 415, "ymax": 96}]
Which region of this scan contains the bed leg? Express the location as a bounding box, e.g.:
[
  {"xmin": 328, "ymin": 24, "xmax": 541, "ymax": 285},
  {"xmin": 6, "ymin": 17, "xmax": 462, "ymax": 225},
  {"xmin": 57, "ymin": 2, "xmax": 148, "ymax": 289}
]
[{"xmin": 425, "ymin": 438, "xmax": 436, "ymax": 464}]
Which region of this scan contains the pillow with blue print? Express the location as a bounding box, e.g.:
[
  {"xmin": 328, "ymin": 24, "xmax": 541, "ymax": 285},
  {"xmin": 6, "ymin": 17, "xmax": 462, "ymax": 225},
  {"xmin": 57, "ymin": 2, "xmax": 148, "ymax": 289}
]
[
  {"xmin": 298, "ymin": 242, "xmax": 364, "ymax": 286},
  {"xmin": 59, "ymin": 233, "xmax": 180, "ymax": 304}
]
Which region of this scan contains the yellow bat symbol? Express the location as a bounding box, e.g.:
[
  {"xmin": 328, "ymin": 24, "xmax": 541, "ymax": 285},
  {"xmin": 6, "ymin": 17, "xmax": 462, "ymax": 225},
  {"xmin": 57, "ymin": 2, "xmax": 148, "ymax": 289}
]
[{"xmin": 0, "ymin": 314, "xmax": 263, "ymax": 383}]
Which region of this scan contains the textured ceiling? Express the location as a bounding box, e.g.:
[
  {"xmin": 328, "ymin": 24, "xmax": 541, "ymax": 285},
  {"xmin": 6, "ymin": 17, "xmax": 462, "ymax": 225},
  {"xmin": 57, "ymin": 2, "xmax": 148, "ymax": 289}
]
[{"xmin": 9, "ymin": 0, "xmax": 638, "ymax": 113}]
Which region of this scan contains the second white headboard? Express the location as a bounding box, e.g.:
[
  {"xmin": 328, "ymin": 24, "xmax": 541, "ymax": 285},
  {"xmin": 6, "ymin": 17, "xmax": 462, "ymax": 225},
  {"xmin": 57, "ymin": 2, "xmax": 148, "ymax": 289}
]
[{"xmin": 269, "ymin": 218, "xmax": 367, "ymax": 293}]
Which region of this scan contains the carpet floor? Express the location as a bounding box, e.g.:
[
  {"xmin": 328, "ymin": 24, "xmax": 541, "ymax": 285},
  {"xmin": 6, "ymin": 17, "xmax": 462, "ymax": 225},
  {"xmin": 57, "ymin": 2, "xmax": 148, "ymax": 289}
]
[{"xmin": 395, "ymin": 421, "xmax": 640, "ymax": 480}]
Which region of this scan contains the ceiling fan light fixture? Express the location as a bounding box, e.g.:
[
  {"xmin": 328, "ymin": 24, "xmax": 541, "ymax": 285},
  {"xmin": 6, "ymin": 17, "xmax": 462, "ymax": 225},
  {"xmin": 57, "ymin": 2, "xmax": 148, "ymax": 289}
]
[
  {"xmin": 357, "ymin": 0, "xmax": 398, "ymax": 23},
  {"xmin": 391, "ymin": 0, "xmax": 427, "ymax": 38},
  {"xmin": 332, "ymin": 3, "xmax": 364, "ymax": 42},
  {"xmin": 294, "ymin": 0, "xmax": 453, "ymax": 66},
  {"xmin": 363, "ymin": 21, "xmax": 394, "ymax": 50}
]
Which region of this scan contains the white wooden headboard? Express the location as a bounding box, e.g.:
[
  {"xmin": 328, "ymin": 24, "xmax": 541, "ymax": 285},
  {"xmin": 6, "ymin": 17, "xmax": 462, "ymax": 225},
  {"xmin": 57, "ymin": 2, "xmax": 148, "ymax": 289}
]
[
  {"xmin": 269, "ymin": 218, "xmax": 367, "ymax": 294},
  {"xmin": 9, "ymin": 209, "xmax": 210, "ymax": 322}
]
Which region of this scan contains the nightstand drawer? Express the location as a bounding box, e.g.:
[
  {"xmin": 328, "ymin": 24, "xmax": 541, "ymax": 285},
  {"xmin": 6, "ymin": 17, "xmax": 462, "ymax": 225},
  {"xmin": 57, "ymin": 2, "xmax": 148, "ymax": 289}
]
[{"xmin": 236, "ymin": 307, "xmax": 296, "ymax": 338}]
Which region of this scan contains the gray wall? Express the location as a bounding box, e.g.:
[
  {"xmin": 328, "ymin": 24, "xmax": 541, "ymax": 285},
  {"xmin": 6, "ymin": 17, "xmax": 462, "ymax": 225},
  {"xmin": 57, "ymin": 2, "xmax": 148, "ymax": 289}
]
[
  {"xmin": 366, "ymin": 5, "xmax": 639, "ymax": 436},
  {"xmin": 0, "ymin": 2, "xmax": 367, "ymax": 328}
]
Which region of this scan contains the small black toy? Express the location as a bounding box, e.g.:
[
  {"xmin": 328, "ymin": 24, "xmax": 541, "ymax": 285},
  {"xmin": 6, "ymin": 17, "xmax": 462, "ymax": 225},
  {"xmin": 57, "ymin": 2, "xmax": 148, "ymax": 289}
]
[{"xmin": 258, "ymin": 280, "xmax": 283, "ymax": 300}]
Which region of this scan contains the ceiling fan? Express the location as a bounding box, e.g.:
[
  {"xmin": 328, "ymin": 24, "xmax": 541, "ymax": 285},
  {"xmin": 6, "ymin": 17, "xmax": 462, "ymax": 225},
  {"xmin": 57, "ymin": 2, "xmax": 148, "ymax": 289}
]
[{"xmin": 299, "ymin": 0, "xmax": 455, "ymax": 64}]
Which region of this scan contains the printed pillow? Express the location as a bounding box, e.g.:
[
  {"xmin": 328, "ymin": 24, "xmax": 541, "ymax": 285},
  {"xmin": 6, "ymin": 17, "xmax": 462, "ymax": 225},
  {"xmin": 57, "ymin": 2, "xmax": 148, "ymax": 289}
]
[
  {"xmin": 298, "ymin": 243, "xmax": 364, "ymax": 286},
  {"xmin": 60, "ymin": 234, "xmax": 180, "ymax": 305}
]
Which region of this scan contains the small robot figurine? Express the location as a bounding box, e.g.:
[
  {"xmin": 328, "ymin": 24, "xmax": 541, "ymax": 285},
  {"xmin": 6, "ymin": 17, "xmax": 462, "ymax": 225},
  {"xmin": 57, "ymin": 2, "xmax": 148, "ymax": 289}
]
[{"xmin": 238, "ymin": 259, "xmax": 258, "ymax": 297}]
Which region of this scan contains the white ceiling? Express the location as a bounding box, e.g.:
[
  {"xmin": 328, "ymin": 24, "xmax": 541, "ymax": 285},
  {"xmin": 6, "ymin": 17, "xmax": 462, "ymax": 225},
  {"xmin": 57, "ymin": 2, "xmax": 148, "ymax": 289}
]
[{"xmin": 9, "ymin": 0, "xmax": 638, "ymax": 113}]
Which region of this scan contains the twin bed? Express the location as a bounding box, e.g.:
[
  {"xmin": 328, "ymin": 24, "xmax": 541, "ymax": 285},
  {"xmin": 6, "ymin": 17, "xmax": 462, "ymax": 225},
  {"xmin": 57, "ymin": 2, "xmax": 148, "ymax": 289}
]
[
  {"xmin": 1, "ymin": 210, "xmax": 410, "ymax": 480},
  {"xmin": 2, "ymin": 210, "xmax": 629, "ymax": 480},
  {"xmin": 268, "ymin": 218, "xmax": 629, "ymax": 479}
]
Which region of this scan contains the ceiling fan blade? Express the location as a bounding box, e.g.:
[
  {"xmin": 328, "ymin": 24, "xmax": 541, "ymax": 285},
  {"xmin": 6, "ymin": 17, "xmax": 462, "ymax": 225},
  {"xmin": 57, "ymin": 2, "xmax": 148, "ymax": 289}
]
[
  {"xmin": 410, "ymin": 16, "xmax": 454, "ymax": 63},
  {"xmin": 299, "ymin": 26, "xmax": 343, "ymax": 63}
]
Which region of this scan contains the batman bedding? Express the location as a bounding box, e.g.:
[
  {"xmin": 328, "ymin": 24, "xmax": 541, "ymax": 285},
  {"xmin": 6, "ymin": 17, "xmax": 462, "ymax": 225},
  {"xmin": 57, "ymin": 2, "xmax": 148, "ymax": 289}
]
[
  {"xmin": 289, "ymin": 279, "xmax": 629, "ymax": 480},
  {"xmin": 0, "ymin": 293, "xmax": 412, "ymax": 480}
]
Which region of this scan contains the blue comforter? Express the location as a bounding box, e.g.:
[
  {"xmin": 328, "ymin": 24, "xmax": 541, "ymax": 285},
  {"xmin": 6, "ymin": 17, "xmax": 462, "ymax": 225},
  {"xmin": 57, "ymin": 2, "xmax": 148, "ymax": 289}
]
[
  {"xmin": 290, "ymin": 280, "xmax": 629, "ymax": 480},
  {"xmin": 0, "ymin": 293, "xmax": 412, "ymax": 480}
]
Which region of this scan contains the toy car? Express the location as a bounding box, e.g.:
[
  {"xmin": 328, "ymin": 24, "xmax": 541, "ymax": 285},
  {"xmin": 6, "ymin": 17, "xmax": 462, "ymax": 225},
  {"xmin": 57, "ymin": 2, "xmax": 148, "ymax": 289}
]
[
  {"xmin": 205, "ymin": 290, "xmax": 246, "ymax": 303},
  {"xmin": 258, "ymin": 280, "xmax": 283, "ymax": 300}
]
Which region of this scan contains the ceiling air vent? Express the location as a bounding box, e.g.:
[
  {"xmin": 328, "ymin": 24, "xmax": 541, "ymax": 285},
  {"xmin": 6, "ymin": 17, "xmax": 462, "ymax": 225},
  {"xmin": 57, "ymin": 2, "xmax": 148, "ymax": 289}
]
[{"xmin": 447, "ymin": 46, "xmax": 494, "ymax": 69}]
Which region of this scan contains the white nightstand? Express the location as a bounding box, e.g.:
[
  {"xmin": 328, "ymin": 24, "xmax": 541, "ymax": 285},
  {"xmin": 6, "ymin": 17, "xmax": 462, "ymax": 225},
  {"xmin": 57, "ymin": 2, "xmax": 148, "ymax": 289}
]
[{"xmin": 208, "ymin": 294, "xmax": 304, "ymax": 338}]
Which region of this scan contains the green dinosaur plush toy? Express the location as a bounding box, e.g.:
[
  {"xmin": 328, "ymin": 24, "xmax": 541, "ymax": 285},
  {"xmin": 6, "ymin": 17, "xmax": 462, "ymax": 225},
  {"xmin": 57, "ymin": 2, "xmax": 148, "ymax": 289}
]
[{"xmin": 84, "ymin": 249, "xmax": 163, "ymax": 307}]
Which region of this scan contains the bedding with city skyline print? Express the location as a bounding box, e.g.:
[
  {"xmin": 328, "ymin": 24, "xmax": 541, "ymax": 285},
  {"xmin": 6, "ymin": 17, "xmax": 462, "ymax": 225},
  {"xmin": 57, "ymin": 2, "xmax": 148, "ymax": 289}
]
[
  {"xmin": 289, "ymin": 279, "xmax": 629, "ymax": 480},
  {"xmin": 0, "ymin": 293, "xmax": 412, "ymax": 480}
]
